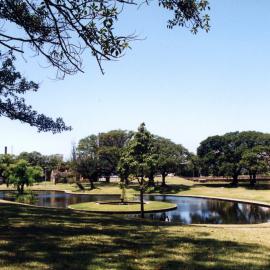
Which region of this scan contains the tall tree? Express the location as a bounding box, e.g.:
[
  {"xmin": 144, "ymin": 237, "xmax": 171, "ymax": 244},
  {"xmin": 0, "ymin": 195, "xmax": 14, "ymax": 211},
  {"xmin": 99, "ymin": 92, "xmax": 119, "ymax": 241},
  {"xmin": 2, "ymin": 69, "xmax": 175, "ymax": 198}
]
[
  {"xmin": 76, "ymin": 134, "xmax": 99, "ymax": 188},
  {"xmin": 240, "ymin": 146, "xmax": 270, "ymax": 186},
  {"xmin": 198, "ymin": 131, "xmax": 270, "ymax": 185},
  {"xmin": 153, "ymin": 136, "xmax": 189, "ymax": 186},
  {"xmin": 76, "ymin": 130, "xmax": 132, "ymax": 183},
  {"xmin": 77, "ymin": 135, "xmax": 98, "ymax": 158},
  {"xmin": 98, "ymin": 130, "xmax": 133, "ymax": 182},
  {"xmin": 119, "ymin": 123, "xmax": 156, "ymax": 218},
  {"xmin": 76, "ymin": 156, "xmax": 99, "ymax": 189}
]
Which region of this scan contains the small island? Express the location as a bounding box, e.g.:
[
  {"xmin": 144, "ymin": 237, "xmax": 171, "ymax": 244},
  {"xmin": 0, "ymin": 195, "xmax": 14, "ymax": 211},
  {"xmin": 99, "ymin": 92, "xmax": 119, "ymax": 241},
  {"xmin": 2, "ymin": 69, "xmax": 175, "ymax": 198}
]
[{"xmin": 69, "ymin": 200, "xmax": 177, "ymax": 214}]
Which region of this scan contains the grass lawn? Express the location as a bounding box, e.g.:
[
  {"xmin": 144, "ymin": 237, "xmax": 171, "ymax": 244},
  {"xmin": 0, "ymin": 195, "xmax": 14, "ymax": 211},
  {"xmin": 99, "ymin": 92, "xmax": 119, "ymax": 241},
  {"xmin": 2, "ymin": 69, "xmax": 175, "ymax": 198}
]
[
  {"xmin": 0, "ymin": 203, "xmax": 270, "ymax": 270},
  {"xmin": 69, "ymin": 200, "xmax": 176, "ymax": 213},
  {"xmin": 1, "ymin": 177, "xmax": 270, "ymax": 269}
]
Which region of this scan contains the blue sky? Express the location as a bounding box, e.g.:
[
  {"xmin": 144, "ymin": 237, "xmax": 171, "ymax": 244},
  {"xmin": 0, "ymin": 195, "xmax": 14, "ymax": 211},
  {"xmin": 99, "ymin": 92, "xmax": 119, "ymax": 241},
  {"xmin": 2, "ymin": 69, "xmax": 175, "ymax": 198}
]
[{"xmin": 1, "ymin": 0, "xmax": 270, "ymax": 158}]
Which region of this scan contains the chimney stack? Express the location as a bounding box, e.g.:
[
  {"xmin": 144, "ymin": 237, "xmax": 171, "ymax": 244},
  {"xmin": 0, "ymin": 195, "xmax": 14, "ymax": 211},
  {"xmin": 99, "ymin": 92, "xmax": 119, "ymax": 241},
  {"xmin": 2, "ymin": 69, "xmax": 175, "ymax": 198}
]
[{"xmin": 4, "ymin": 146, "xmax": 7, "ymax": 155}]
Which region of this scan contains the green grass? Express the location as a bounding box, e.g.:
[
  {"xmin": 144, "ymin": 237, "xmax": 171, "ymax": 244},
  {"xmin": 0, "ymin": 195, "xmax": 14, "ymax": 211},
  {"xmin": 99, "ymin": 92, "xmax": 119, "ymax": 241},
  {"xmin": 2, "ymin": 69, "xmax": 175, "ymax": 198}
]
[
  {"xmin": 0, "ymin": 203, "xmax": 270, "ymax": 270},
  {"xmin": 1, "ymin": 178, "xmax": 270, "ymax": 269},
  {"xmin": 69, "ymin": 200, "xmax": 176, "ymax": 213}
]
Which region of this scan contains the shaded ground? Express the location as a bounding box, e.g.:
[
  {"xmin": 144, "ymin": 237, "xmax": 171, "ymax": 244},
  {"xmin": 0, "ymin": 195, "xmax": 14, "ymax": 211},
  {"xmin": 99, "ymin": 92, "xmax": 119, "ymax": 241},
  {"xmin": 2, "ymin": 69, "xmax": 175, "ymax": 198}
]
[{"xmin": 0, "ymin": 203, "xmax": 270, "ymax": 270}]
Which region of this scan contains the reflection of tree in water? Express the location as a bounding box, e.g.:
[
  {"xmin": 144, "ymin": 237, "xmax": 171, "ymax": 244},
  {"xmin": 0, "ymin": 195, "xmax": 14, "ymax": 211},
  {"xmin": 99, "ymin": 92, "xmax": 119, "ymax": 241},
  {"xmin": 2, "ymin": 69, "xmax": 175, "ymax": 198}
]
[
  {"xmin": 189, "ymin": 200, "xmax": 270, "ymax": 224},
  {"xmin": 242, "ymin": 204, "xmax": 270, "ymax": 223},
  {"xmin": 146, "ymin": 197, "xmax": 270, "ymax": 224}
]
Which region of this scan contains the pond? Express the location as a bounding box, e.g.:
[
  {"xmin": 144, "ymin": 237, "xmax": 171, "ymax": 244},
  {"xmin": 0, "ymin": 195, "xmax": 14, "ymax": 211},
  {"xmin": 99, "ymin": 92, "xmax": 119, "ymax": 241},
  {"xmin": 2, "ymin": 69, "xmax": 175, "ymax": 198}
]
[
  {"xmin": 0, "ymin": 190, "xmax": 120, "ymax": 208},
  {"xmin": 142, "ymin": 195, "xmax": 270, "ymax": 224},
  {"xmin": 0, "ymin": 190, "xmax": 270, "ymax": 224}
]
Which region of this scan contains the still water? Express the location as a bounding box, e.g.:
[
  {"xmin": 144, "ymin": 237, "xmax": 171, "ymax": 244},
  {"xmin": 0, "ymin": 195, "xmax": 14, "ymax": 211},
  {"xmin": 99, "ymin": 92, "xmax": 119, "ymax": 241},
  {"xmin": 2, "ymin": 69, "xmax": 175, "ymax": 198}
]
[
  {"xmin": 142, "ymin": 195, "xmax": 270, "ymax": 224},
  {"xmin": 0, "ymin": 190, "xmax": 120, "ymax": 208},
  {"xmin": 0, "ymin": 190, "xmax": 270, "ymax": 224}
]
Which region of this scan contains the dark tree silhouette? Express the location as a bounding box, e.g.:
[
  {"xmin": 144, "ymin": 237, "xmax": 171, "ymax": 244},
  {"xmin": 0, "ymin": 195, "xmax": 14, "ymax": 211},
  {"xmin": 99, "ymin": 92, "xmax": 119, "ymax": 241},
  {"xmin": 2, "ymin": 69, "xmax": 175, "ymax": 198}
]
[{"xmin": 0, "ymin": 52, "xmax": 71, "ymax": 132}]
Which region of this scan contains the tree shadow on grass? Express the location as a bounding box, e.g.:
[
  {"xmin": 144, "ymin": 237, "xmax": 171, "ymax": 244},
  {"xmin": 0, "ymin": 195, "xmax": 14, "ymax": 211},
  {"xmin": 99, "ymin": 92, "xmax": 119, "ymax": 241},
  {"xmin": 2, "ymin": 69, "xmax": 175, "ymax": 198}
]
[
  {"xmin": 129, "ymin": 184, "xmax": 192, "ymax": 195},
  {"xmin": 0, "ymin": 204, "xmax": 269, "ymax": 270},
  {"xmin": 148, "ymin": 184, "xmax": 192, "ymax": 194}
]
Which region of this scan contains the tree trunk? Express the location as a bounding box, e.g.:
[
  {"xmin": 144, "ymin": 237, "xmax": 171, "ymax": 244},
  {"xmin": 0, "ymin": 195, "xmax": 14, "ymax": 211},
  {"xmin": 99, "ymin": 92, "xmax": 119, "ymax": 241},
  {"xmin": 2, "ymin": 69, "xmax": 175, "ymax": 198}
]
[
  {"xmin": 140, "ymin": 177, "xmax": 144, "ymax": 218},
  {"xmin": 232, "ymin": 174, "xmax": 238, "ymax": 186},
  {"xmin": 89, "ymin": 179, "xmax": 95, "ymax": 189},
  {"xmin": 148, "ymin": 173, "xmax": 155, "ymax": 186},
  {"xmin": 140, "ymin": 187, "xmax": 144, "ymax": 218},
  {"xmin": 124, "ymin": 177, "xmax": 129, "ymax": 186},
  {"xmin": 250, "ymin": 174, "xmax": 256, "ymax": 186},
  {"xmin": 17, "ymin": 184, "xmax": 24, "ymax": 195},
  {"xmin": 76, "ymin": 181, "xmax": 85, "ymax": 190},
  {"xmin": 161, "ymin": 173, "xmax": 166, "ymax": 186},
  {"xmin": 105, "ymin": 176, "xmax": 110, "ymax": 183}
]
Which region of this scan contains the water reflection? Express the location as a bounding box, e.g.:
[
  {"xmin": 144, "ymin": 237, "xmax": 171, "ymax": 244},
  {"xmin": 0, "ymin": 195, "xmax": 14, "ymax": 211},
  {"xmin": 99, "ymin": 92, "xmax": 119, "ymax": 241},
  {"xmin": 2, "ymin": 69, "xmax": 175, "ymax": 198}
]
[
  {"xmin": 142, "ymin": 195, "xmax": 270, "ymax": 224},
  {"xmin": 0, "ymin": 191, "xmax": 270, "ymax": 224},
  {"xmin": 0, "ymin": 190, "xmax": 120, "ymax": 208}
]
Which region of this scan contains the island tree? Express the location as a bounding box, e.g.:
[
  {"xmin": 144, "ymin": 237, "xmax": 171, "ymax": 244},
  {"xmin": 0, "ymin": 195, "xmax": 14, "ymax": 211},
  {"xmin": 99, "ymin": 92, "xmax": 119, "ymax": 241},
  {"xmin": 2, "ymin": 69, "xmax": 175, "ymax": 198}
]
[{"xmin": 118, "ymin": 123, "xmax": 156, "ymax": 218}]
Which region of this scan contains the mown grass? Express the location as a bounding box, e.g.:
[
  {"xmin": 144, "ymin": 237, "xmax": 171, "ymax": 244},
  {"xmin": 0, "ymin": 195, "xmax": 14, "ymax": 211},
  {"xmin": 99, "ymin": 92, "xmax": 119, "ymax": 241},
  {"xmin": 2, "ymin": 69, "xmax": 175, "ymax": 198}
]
[
  {"xmin": 1, "ymin": 178, "xmax": 270, "ymax": 269},
  {"xmin": 0, "ymin": 203, "xmax": 270, "ymax": 270},
  {"xmin": 69, "ymin": 200, "xmax": 176, "ymax": 213}
]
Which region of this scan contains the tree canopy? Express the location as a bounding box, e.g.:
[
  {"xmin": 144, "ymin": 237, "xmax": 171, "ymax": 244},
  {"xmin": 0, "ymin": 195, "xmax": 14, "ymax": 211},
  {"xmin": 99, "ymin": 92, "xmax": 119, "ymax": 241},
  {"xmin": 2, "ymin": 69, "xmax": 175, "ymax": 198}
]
[
  {"xmin": 0, "ymin": 0, "xmax": 210, "ymax": 75},
  {"xmin": 198, "ymin": 131, "xmax": 270, "ymax": 185},
  {"xmin": 0, "ymin": 53, "xmax": 71, "ymax": 132},
  {"xmin": 153, "ymin": 136, "xmax": 189, "ymax": 186},
  {"xmin": 4, "ymin": 159, "xmax": 43, "ymax": 194},
  {"xmin": 118, "ymin": 123, "xmax": 156, "ymax": 217},
  {"xmin": 76, "ymin": 129, "xmax": 132, "ymax": 186}
]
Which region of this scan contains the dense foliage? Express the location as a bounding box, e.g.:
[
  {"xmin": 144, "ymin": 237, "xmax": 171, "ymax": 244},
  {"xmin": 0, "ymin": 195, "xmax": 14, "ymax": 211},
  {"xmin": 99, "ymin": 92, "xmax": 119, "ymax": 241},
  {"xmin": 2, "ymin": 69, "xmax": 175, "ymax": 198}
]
[
  {"xmin": 0, "ymin": 151, "xmax": 63, "ymax": 188},
  {"xmin": 74, "ymin": 126, "xmax": 190, "ymax": 189},
  {"xmin": 3, "ymin": 159, "xmax": 43, "ymax": 194},
  {"xmin": 118, "ymin": 123, "xmax": 156, "ymax": 217},
  {"xmin": 198, "ymin": 131, "xmax": 270, "ymax": 185},
  {"xmin": 75, "ymin": 130, "xmax": 132, "ymax": 188}
]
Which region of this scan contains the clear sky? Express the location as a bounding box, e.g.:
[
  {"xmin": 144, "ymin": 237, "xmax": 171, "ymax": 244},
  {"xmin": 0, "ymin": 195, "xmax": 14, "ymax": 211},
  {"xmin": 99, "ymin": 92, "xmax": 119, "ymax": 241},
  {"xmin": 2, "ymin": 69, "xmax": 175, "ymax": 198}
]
[{"xmin": 1, "ymin": 0, "xmax": 270, "ymax": 159}]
